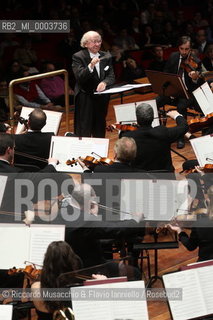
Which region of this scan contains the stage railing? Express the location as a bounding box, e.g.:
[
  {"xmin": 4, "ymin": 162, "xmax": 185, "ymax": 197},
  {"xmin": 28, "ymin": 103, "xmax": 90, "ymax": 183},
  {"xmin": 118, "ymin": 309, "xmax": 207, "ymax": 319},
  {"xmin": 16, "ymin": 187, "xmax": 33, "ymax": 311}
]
[{"xmin": 9, "ymin": 69, "xmax": 70, "ymax": 133}]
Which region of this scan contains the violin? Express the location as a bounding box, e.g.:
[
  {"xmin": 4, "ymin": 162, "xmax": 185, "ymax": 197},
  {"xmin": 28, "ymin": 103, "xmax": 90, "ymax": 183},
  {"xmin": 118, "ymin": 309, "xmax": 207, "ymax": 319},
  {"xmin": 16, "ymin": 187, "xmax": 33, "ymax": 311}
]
[
  {"xmin": 106, "ymin": 123, "xmax": 138, "ymax": 132},
  {"xmin": 14, "ymin": 111, "xmax": 28, "ymax": 128},
  {"xmin": 66, "ymin": 155, "xmax": 114, "ymax": 170},
  {"xmin": 188, "ymin": 112, "xmax": 213, "ymax": 133},
  {"xmin": 8, "ymin": 264, "xmax": 41, "ymax": 281},
  {"xmin": 180, "ymin": 53, "xmax": 199, "ymax": 73}
]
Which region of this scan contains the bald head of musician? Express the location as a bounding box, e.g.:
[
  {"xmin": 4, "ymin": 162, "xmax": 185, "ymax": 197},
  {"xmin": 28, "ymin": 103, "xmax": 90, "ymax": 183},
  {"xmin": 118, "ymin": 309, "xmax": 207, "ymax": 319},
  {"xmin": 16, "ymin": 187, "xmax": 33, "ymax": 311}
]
[
  {"xmin": 0, "ymin": 133, "xmax": 15, "ymax": 164},
  {"xmin": 28, "ymin": 108, "xmax": 47, "ymax": 131},
  {"xmin": 114, "ymin": 137, "xmax": 137, "ymax": 163}
]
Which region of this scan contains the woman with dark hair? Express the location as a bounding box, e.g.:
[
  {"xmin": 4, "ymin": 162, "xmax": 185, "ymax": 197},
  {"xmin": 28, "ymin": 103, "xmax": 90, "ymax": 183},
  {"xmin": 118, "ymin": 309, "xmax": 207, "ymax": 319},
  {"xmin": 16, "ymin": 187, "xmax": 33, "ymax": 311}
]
[{"xmin": 31, "ymin": 241, "xmax": 83, "ymax": 319}]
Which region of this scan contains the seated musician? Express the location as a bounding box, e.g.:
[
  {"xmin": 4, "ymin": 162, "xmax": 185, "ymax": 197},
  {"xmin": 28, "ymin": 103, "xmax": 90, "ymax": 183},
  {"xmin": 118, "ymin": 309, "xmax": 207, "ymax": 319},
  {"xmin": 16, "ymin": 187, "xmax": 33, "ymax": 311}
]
[
  {"xmin": 0, "ymin": 133, "xmax": 74, "ymax": 218},
  {"xmin": 0, "ymin": 133, "xmax": 57, "ymax": 173},
  {"xmin": 31, "ymin": 241, "xmax": 83, "ymax": 320},
  {"xmin": 156, "ymin": 35, "xmax": 204, "ymax": 149},
  {"xmin": 14, "ymin": 108, "xmax": 55, "ymax": 170},
  {"xmin": 63, "ymin": 183, "xmax": 145, "ymax": 269},
  {"xmin": 120, "ymin": 103, "xmax": 188, "ymax": 172},
  {"xmin": 78, "ymin": 137, "xmax": 138, "ymax": 172},
  {"xmin": 167, "ymin": 185, "xmax": 213, "ymax": 262}
]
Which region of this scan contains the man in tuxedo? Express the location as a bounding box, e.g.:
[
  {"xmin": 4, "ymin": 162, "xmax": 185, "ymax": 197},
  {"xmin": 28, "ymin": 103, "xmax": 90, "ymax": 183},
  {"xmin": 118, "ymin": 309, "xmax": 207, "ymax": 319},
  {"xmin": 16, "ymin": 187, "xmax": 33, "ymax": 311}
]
[
  {"xmin": 14, "ymin": 108, "xmax": 54, "ymax": 169},
  {"xmin": 72, "ymin": 31, "xmax": 115, "ymax": 138},
  {"xmin": 0, "ymin": 133, "xmax": 74, "ymax": 219},
  {"xmin": 122, "ymin": 103, "xmax": 188, "ymax": 172},
  {"xmin": 64, "ymin": 183, "xmax": 145, "ymax": 269},
  {"xmin": 157, "ymin": 36, "xmax": 203, "ymax": 148}
]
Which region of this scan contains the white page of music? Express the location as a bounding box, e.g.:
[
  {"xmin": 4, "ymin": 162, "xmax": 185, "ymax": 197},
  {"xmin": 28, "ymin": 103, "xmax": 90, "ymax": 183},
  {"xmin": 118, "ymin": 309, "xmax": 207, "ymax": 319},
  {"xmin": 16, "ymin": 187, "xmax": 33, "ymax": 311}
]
[
  {"xmin": 71, "ymin": 280, "xmax": 148, "ymax": 320},
  {"xmin": 114, "ymin": 102, "xmax": 137, "ymax": 124},
  {"xmin": 163, "ymin": 266, "xmax": 213, "ymax": 320},
  {"xmin": 196, "ymin": 266, "xmax": 213, "ymax": 314},
  {"xmin": 190, "ymin": 135, "xmax": 213, "ymax": 167},
  {"xmin": 0, "ymin": 175, "xmax": 8, "ymax": 207},
  {"xmin": 114, "ymin": 99, "xmax": 159, "ymax": 129},
  {"xmin": 193, "ymin": 82, "xmax": 213, "ymax": 116},
  {"xmin": 49, "ymin": 136, "xmax": 109, "ymax": 172},
  {"xmin": 120, "ymin": 179, "xmax": 188, "ymax": 221},
  {"xmin": 0, "ymin": 305, "xmax": 13, "ymax": 320},
  {"xmin": 16, "ymin": 106, "xmax": 62, "ymax": 135},
  {"xmin": 29, "ymin": 225, "xmax": 65, "ymax": 266},
  {"xmin": 0, "ymin": 224, "xmax": 30, "ymax": 269}
]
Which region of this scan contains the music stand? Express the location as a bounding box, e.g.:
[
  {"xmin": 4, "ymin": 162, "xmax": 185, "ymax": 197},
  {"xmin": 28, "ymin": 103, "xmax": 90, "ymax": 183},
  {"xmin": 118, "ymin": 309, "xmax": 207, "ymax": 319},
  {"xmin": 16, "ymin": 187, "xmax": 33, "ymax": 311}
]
[{"xmin": 145, "ymin": 70, "xmax": 189, "ymax": 99}]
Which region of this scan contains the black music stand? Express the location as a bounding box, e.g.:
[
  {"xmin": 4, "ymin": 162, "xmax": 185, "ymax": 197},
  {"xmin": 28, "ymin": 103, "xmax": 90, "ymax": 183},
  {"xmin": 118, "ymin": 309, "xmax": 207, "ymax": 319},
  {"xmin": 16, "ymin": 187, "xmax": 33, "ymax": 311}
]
[
  {"xmin": 133, "ymin": 230, "xmax": 179, "ymax": 288},
  {"xmin": 145, "ymin": 70, "xmax": 189, "ymax": 100}
]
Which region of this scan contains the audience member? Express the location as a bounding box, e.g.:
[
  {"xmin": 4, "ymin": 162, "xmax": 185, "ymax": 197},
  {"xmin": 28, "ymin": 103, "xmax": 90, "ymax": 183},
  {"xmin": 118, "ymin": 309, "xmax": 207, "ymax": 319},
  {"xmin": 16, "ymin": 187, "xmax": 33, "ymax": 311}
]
[
  {"xmin": 122, "ymin": 57, "xmax": 145, "ymax": 83},
  {"xmin": 13, "ymin": 36, "xmax": 38, "ymax": 72},
  {"xmin": 194, "ymin": 28, "xmax": 211, "ymax": 54},
  {"xmin": 39, "ymin": 62, "xmax": 74, "ymax": 107},
  {"xmin": 202, "ymin": 43, "xmax": 213, "ymax": 70},
  {"xmin": 0, "ymin": 79, "xmax": 9, "ymax": 121},
  {"xmin": 149, "ymin": 45, "xmax": 167, "ymax": 71},
  {"xmin": 13, "ymin": 71, "xmax": 61, "ymax": 110}
]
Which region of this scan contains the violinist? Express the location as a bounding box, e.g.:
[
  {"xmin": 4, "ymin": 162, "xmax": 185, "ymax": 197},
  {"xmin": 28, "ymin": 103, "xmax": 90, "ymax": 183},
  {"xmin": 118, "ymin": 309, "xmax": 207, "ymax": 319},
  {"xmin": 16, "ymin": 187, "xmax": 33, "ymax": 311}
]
[
  {"xmin": 78, "ymin": 137, "xmax": 137, "ymax": 173},
  {"xmin": 14, "ymin": 108, "xmax": 55, "ymax": 169},
  {"xmin": 63, "ymin": 183, "xmax": 145, "ymax": 268},
  {"xmin": 121, "ymin": 103, "xmax": 188, "ymax": 172},
  {"xmin": 156, "ymin": 35, "xmax": 204, "ymax": 149},
  {"xmin": 167, "ymin": 185, "xmax": 213, "ymax": 262},
  {"xmin": 31, "ymin": 241, "xmax": 83, "ymax": 320}
]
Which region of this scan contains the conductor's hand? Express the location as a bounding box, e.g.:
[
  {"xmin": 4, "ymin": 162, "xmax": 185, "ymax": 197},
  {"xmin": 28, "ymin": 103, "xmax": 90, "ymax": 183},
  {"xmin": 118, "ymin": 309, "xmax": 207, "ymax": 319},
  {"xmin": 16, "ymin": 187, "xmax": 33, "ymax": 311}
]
[
  {"xmin": 167, "ymin": 110, "xmax": 181, "ymax": 120},
  {"xmin": 96, "ymin": 81, "xmax": 106, "ymax": 92},
  {"xmin": 89, "ymin": 57, "xmax": 100, "ymax": 69}
]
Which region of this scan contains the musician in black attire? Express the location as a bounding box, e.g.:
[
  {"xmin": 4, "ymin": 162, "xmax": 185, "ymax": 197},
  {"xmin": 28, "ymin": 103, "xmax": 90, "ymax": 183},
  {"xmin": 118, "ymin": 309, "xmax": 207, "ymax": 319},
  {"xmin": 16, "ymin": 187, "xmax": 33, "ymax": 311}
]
[
  {"xmin": 168, "ymin": 185, "xmax": 213, "ymax": 261},
  {"xmin": 121, "ymin": 103, "xmax": 188, "ymax": 172},
  {"xmin": 157, "ymin": 36, "xmax": 204, "ymax": 149}
]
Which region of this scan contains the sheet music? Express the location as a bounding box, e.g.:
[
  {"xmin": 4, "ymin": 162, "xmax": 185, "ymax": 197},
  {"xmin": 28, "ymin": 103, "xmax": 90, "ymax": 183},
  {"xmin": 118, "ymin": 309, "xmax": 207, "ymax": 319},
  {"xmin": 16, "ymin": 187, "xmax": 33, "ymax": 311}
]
[
  {"xmin": 0, "ymin": 305, "xmax": 13, "ymax": 320},
  {"xmin": 0, "ymin": 224, "xmax": 30, "ymax": 269},
  {"xmin": 0, "ymin": 224, "xmax": 65, "ymax": 269},
  {"xmin": 193, "ymin": 82, "xmax": 213, "ymax": 116},
  {"xmin": 163, "ymin": 269, "xmax": 207, "ymax": 320},
  {"xmin": 197, "ymin": 266, "xmax": 213, "ymax": 314},
  {"xmin": 113, "ymin": 99, "xmax": 159, "ymax": 128},
  {"xmin": 0, "ymin": 175, "xmax": 8, "ymax": 207},
  {"xmin": 120, "ymin": 180, "xmax": 188, "ymax": 221},
  {"xmin": 163, "ymin": 265, "xmax": 213, "ymax": 320},
  {"xmin": 49, "ymin": 136, "xmax": 109, "ymax": 172},
  {"xmin": 94, "ymin": 83, "xmax": 151, "ymax": 95},
  {"xmin": 29, "ymin": 225, "xmax": 65, "ymax": 266},
  {"xmin": 190, "ymin": 135, "xmax": 213, "ymax": 167},
  {"xmin": 16, "ymin": 106, "xmax": 62, "ymax": 135},
  {"xmin": 71, "ymin": 281, "xmax": 149, "ymax": 320}
]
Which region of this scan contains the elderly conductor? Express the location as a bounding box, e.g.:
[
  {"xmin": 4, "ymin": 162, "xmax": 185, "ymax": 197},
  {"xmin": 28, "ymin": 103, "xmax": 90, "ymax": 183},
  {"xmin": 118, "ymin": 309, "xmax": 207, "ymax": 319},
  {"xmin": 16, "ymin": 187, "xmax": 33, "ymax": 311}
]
[{"xmin": 72, "ymin": 31, "xmax": 115, "ymax": 138}]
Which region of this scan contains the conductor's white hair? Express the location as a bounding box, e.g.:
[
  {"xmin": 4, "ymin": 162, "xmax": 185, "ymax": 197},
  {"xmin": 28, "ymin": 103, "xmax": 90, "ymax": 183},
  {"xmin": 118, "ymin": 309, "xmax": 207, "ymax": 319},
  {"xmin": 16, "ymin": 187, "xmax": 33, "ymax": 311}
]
[{"xmin": 80, "ymin": 31, "xmax": 101, "ymax": 48}]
